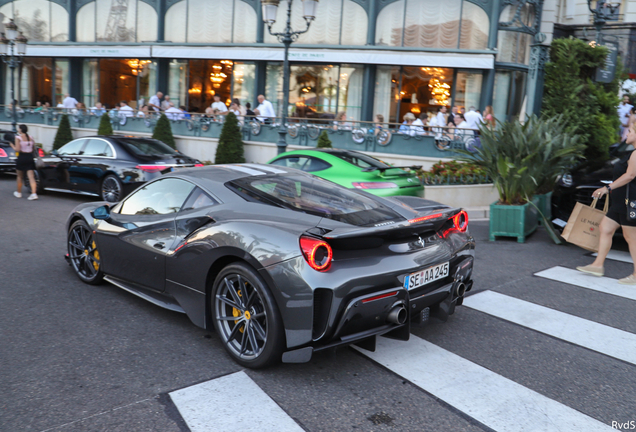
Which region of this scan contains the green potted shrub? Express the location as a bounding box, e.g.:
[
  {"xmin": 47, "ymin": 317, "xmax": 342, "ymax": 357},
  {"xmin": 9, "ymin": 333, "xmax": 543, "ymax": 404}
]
[
  {"xmin": 456, "ymin": 115, "xmax": 582, "ymax": 243},
  {"xmin": 53, "ymin": 114, "xmax": 73, "ymax": 150},
  {"xmin": 316, "ymin": 130, "xmax": 332, "ymax": 148},
  {"xmin": 97, "ymin": 112, "xmax": 114, "ymax": 135},
  {"xmin": 152, "ymin": 114, "xmax": 176, "ymax": 149},
  {"xmin": 215, "ymin": 112, "xmax": 245, "ymax": 164}
]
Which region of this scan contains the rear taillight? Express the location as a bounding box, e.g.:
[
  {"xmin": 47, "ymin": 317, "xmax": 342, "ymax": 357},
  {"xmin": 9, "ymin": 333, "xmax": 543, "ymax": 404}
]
[
  {"xmin": 194, "ymin": 163, "xmax": 204, "ymax": 167},
  {"xmin": 409, "ymin": 213, "xmax": 444, "ymax": 224},
  {"xmin": 300, "ymin": 235, "xmax": 333, "ymax": 272},
  {"xmin": 453, "ymin": 210, "xmax": 469, "ymax": 232},
  {"xmin": 352, "ymin": 182, "xmax": 398, "ymax": 189},
  {"xmin": 37, "ymin": 148, "xmax": 45, "ymax": 157},
  {"xmin": 136, "ymin": 164, "xmax": 165, "ymax": 173},
  {"xmin": 443, "ymin": 210, "xmax": 469, "ymax": 237},
  {"xmin": 0, "ymin": 148, "xmax": 6, "ymax": 157}
]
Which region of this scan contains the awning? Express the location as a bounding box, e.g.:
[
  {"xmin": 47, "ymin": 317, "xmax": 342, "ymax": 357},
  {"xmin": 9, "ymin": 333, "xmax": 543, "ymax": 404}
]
[{"xmin": 24, "ymin": 45, "xmax": 494, "ymax": 70}]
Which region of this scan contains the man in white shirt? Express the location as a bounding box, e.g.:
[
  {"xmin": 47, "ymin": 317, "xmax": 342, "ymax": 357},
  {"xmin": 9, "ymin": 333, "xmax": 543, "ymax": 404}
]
[
  {"xmin": 436, "ymin": 106, "xmax": 447, "ymax": 127},
  {"xmin": 464, "ymin": 106, "xmax": 484, "ymax": 130},
  {"xmin": 165, "ymin": 102, "xmax": 184, "ymax": 120},
  {"xmin": 62, "ymin": 94, "xmax": 78, "ymax": 110},
  {"xmin": 148, "ymin": 91, "xmax": 163, "ymax": 112},
  {"xmin": 118, "ymin": 101, "xmax": 134, "ymax": 117},
  {"xmin": 256, "ymin": 94, "xmax": 276, "ymax": 123},
  {"xmin": 618, "ymin": 95, "xmax": 633, "ymax": 136},
  {"xmin": 211, "ymin": 95, "xmax": 228, "ymax": 114},
  {"xmin": 161, "ymin": 95, "xmax": 172, "ymax": 111}
]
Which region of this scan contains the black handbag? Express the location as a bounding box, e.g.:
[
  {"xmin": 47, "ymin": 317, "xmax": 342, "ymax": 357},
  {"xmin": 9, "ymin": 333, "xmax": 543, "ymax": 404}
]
[{"xmin": 626, "ymin": 183, "xmax": 636, "ymax": 221}]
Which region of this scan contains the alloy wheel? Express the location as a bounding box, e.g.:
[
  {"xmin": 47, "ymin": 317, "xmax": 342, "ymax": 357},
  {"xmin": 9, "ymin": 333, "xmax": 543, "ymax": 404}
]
[
  {"xmin": 214, "ymin": 274, "xmax": 268, "ymax": 361},
  {"xmin": 102, "ymin": 176, "xmax": 121, "ymax": 202},
  {"xmin": 68, "ymin": 223, "xmax": 101, "ymax": 281}
]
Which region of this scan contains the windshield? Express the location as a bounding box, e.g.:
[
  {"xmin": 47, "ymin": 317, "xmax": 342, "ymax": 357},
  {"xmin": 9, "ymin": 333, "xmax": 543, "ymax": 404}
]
[
  {"xmin": 229, "ymin": 174, "xmax": 403, "ymax": 226},
  {"xmin": 119, "ymin": 138, "xmax": 178, "ymax": 156}
]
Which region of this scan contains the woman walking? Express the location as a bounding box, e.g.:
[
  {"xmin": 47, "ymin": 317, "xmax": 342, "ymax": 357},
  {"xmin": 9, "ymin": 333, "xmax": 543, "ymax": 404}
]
[
  {"xmin": 10, "ymin": 124, "xmax": 38, "ymax": 200},
  {"xmin": 576, "ymin": 123, "xmax": 636, "ymax": 283}
]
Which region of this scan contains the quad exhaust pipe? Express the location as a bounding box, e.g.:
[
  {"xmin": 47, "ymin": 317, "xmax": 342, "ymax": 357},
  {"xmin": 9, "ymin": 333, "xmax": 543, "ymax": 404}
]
[{"xmin": 387, "ymin": 305, "xmax": 407, "ymax": 325}]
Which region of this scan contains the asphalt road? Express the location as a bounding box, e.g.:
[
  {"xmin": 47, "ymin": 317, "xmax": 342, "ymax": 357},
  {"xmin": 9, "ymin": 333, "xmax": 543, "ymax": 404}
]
[{"xmin": 1, "ymin": 173, "xmax": 635, "ymax": 432}]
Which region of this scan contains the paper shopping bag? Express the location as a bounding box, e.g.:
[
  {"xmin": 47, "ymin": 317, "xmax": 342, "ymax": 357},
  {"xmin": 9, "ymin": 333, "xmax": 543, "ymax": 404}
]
[{"xmin": 561, "ymin": 196, "xmax": 609, "ymax": 252}]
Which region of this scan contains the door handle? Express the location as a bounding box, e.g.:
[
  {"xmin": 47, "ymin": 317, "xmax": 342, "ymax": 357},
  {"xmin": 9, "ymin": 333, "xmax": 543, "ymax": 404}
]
[{"xmin": 153, "ymin": 242, "xmax": 165, "ymax": 249}]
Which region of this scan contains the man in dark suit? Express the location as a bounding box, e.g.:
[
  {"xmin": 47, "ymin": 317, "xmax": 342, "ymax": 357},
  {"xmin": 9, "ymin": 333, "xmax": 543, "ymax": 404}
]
[{"xmin": 447, "ymin": 106, "xmax": 459, "ymax": 127}]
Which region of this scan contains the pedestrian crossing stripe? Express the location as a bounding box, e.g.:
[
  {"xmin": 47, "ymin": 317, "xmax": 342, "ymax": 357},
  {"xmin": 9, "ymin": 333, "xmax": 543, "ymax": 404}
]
[
  {"xmin": 592, "ymin": 250, "xmax": 633, "ymax": 264},
  {"xmin": 535, "ymin": 266, "xmax": 636, "ymax": 302},
  {"xmin": 169, "ymin": 371, "xmax": 304, "ymax": 432},
  {"xmin": 354, "ymin": 335, "xmax": 614, "ymax": 432},
  {"xmin": 463, "ymin": 290, "xmax": 636, "ymax": 366}
]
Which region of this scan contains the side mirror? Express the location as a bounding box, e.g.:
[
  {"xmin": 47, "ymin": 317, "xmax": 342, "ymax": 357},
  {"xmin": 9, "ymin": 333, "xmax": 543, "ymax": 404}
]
[
  {"xmin": 91, "ymin": 205, "xmax": 111, "ymax": 220},
  {"xmin": 51, "ymin": 149, "xmax": 59, "ymax": 156}
]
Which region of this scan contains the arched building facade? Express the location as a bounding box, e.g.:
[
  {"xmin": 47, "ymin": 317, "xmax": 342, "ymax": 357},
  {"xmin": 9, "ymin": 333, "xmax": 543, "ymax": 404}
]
[{"xmin": 0, "ymin": 0, "xmax": 547, "ymax": 122}]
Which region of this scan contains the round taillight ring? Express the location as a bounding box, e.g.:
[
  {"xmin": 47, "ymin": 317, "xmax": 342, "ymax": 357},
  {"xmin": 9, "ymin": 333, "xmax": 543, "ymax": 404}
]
[
  {"xmin": 453, "ymin": 210, "xmax": 468, "ymax": 232},
  {"xmin": 309, "ymin": 241, "xmax": 332, "ymax": 271}
]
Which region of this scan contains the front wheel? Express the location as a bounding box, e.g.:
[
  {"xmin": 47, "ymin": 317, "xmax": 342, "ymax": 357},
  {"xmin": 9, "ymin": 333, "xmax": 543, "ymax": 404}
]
[
  {"xmin": 101, "ymin": 174, "xmax": 123, "ymax": 202},
  {"xmin": 67, "ymin": 219, "xmax": 104, "ymax": 285},
  {"xmin": 211, "ymin": 263, "xmax": 284, "ymax": 368}
]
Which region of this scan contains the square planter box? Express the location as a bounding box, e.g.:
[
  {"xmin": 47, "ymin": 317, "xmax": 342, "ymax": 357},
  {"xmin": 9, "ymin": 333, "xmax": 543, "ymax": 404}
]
[
  {"xmin": 489, "ymin": 196, "xmax": 540, "ymax": 243},
  {"xmin": 535, "ymin": 191, "xmax": 552, "ymax": 225}
]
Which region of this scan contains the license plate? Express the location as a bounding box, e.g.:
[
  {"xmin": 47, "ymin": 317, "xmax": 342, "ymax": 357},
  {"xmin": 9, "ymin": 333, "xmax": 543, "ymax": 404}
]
[{"xmin": 404, "ymin": 262, "xmax": 449, "ymax": 290}]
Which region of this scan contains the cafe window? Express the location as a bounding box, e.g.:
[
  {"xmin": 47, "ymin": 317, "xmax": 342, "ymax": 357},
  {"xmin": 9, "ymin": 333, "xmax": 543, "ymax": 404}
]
[
  {"xmin": 0, "ymin": 0, "xmax": 69, "ymax": 42},
  {"xmin": 265, "ymin": 63, "xmax": 364, "ymax": 121},
  {"xmin": 374, "ymin": 66, "xmax": 466, "ymax": 125},
  {"xmin": 165, "ymin": 0, "xmax": 257, "ymax": 43},
  {"xmin": 264, "ymin": 0, "xmax": 367, "ymax": 45},
  {"xmin": 168, "ymin": 60, "xmax": 188, "ymax": 109},
  {"xmin": 96, "ymin": 59, "xmax": 156, "ymax": 109},
  {"xmin": 76, "ymin": 0, "xmax": 158, "ymax": 43},
  {"xmin": 375, "ymin": 0, "xmax": 489, "ymax": 50},
  {"xmin": 187, "ymin": 60, "xmax": 233, "ymax": 112}
]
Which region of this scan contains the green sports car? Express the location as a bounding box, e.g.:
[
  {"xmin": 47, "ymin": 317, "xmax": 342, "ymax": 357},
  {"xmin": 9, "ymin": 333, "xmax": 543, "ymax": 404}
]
[{"xmin": 268, "ymin": 149, "xmax": 424, "ymax": 197}]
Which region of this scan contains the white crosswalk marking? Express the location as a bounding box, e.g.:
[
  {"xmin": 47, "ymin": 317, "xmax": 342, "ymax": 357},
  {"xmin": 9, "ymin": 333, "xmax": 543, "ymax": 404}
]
[
  {"xmin": 535, "ymin": 266, "xmax": 636, "ymax": 301},
  {"xmin": 463, "ymin": 290, "xmax": 636, "ymax": 365},
  {"xmin": 354, "ymin": 336, "xmax": 613, "ymax": 432},
  {"xmin": 170, "ymin": 371, "xmax": 303, "ymax": 432},
  {"xmin": 592, "ymin": 250, "xmax": 633, "ymax": 263}
]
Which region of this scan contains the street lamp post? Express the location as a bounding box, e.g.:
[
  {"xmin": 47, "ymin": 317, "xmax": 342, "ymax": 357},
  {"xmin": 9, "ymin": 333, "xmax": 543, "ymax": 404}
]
[
  {"xmin": 587, "ymin": 0, "xmax": 620, "ymax": 44},
  {"xmin": 0, "ymin": 19, "xmax": 27, "ymax": 133},
  {"xmin": 262, "ymin": 0, "xmax": 318, "ymax": 154}
]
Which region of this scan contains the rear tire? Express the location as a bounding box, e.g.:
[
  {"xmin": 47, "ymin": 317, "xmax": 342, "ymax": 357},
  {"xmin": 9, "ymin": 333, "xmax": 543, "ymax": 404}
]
[
  {"xmin": 67, "ymin": 219, "xmax": 104, "ymax": 285},
  {"xmin": 211, "ymin": 262, "xmax": 285, "ymax": 368}
]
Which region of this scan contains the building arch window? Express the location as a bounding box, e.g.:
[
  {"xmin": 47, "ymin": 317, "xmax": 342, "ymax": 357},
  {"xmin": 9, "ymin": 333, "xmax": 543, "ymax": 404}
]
[
  {"xmin": 165, "ymin": 0, "xmax": 256, "ymax": 44},
  {"xmin": 0, "ymin": 0, "xmax": 68, "ymax": 42},
  {"xmin": 264, "ymin": 0, "xmax": 367, "ymax": 45},
  {"xmin": 375, "ymin": 0, "xmax": 489, "ymax": 49},
  {"xmin": 76, "ymin": 0, "xmax": 158, "ymax": 43}
]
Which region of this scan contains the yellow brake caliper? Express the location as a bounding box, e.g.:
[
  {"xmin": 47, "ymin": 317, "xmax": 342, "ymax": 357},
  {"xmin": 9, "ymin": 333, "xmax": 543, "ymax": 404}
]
[
  {"xmin": 233, "ymin": 289, "xmax": 244, "ymax": 333},
  {"xmin": 91, "ymin": 241, "xmax": 100, "ymax": 271}
]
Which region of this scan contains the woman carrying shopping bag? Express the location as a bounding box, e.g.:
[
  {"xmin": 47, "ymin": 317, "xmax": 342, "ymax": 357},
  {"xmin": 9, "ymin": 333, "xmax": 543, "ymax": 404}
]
[{"xmin": 577, "ymin": 123, "xmax": 636, "ymax": 283}]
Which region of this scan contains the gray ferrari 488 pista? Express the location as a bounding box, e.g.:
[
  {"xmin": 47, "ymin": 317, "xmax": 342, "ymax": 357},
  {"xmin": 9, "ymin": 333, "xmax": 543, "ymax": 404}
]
[{"xmin": 65, "ymin": 163, "xmax": 475, "ymax": 368}]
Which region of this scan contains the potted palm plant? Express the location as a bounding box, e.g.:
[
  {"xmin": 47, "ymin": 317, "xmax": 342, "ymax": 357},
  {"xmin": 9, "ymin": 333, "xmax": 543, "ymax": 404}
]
[{"xmin": 455, "ymin": 115, "xmax": 583, "ymax": 243}]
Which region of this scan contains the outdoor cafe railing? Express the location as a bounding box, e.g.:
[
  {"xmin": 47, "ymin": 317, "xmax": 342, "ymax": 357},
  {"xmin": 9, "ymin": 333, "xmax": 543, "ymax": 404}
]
[{"xmin": 0, "ymin": 106, "xmax": 480, "ymax": 159}]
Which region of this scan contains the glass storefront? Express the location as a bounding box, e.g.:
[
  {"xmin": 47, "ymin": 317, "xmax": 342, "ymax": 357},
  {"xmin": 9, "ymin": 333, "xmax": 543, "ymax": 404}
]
[
  {"xmin": 264, "ymin": 63, "xmax": 364, "ymax": 121},
  {"xmin": 374, "ymin": 65, "xmax": 477, "ymax": 125},
  {"xmin": 82, "ymin": 60, "xmax": 99, "ymax": 108},
  {"xmin": 95, "ymin": 59, "xmax": 156, "ymax": 108},
  {"xmin": 55, "ymin": 60, "xmax": 69, "ymax": 106},
  {"xmin": 187, "ymin": 60, "xmax": 233, "ymax": 112},
  {"xmin": 232, "ymin": 62, "xmax": 256, "ymax": 109},
  {"xmin": 493, "ymin": 70, "xmax": 527, "ymax": 122},
  {"xmin": 168, "ymin": 60, "xmax": 188, "ymax": 109}
]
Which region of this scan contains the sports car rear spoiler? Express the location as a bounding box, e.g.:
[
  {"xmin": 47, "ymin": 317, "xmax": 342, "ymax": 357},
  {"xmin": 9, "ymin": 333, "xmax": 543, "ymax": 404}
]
[
  {"xmin": 321, "ymin": 208, "xmax": 461, "ymax": 240},
  {"xmin": 362, "ymin": 165, "xmax": 422, "ymax": 173}
]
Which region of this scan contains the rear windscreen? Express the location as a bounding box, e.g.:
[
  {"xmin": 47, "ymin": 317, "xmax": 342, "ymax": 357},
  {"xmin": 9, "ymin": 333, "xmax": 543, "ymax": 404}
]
[
  {"xmin": 119, "ymin": 138, "xmax": 177, "ymax": 156},
  {"xmin": 228, "ymin": 174, "xmax": 404, "ymax": 226}
]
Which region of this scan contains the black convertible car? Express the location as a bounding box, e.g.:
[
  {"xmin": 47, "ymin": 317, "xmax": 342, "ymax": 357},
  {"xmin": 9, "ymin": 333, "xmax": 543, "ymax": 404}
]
[
  {"xmin": 38, "ymin": 135, "xmax": 203, "ymax": 202},
  {"xmin": 65, "ymin": 164, "xmax": 475, "ymax": 368}
]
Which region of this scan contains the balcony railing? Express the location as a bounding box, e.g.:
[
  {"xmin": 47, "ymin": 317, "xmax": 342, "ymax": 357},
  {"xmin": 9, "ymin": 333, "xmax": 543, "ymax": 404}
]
[{"xmin": 1, "ymin": 106, "xmax": 483, "ymax": 159}]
